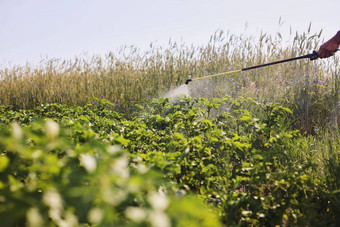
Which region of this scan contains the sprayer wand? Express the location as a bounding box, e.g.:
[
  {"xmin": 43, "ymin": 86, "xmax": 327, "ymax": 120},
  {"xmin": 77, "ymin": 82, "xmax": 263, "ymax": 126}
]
[{"xmin": 185, "ymin": 49, "xmax": 339, "ymax": 85}]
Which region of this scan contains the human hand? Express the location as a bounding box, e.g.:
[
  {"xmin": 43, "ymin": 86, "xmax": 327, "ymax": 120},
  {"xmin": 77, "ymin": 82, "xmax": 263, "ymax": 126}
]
[{"xmin": 318, "ymin": 35, "xmax": 340, "ymax": 58}]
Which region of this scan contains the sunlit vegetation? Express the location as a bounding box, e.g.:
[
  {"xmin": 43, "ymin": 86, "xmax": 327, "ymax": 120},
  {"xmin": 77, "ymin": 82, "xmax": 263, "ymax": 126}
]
[{"xmin": 1, "ymin": 28, "xmax": 340, "ymax": 226}]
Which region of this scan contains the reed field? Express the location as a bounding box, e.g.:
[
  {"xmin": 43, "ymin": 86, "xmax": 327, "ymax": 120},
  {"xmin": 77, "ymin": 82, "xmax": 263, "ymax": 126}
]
[
  {"xmin": 1, "ymin": 28, "xmax": 339, "ymax": 133},
  {"xmin": 1, "ymin": 28, "xmax": 340, "ymax": 226}
]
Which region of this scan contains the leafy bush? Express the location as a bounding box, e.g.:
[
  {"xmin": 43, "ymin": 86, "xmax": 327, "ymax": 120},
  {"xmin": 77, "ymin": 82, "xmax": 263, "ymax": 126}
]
[
  {"xmin": 1, "ymin": 96, "xmax": 339, "ymax": 226},
  {"xmin": 0, "ymin": 118, "xmax": 219, "ymax": 226}
]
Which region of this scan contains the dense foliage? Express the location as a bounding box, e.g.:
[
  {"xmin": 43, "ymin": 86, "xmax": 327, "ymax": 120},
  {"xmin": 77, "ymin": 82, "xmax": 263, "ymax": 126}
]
[{"xmin": 1, "ymin": 97, "xmax": 340, "ymax": 226}]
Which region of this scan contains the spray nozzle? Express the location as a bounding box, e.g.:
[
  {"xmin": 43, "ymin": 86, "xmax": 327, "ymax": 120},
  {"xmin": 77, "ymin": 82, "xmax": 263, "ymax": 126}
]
[{"xmin": 185, "ymin": 78, "xmax": 192, "ymax": 85}]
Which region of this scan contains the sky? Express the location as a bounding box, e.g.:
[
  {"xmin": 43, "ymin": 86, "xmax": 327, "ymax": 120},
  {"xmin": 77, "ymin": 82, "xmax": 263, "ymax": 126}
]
[{"xmin": 0, "ymin": 0, "xmax": 338, "ymax": 67}]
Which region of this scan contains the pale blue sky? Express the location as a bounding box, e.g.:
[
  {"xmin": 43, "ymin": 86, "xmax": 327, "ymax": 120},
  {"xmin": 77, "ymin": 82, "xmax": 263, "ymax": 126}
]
[{"xmin": 0, "ymin": 0, "xmax": 338, "ymax": 67}]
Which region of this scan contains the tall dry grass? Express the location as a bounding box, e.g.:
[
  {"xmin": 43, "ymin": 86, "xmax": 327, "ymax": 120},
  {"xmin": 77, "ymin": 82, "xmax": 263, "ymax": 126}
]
[{"xmin": 0, "ymin": 28, "xmax": 339, "ymax": 132}]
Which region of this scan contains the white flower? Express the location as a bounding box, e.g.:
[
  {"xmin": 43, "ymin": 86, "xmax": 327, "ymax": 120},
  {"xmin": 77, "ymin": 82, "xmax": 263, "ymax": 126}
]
[
  {"xmin": 102, "ymin": 188, "xmax": 127, "ymax": 205},
  {"xmin": 106, "ymin": 145, "xmax": 121, "ymax": 154},
  {"xmin": 125, "ymin": 207, "xmax": 147, "ymax": 222},
  {"xmin": 12, "ymin": 122, "xmax": 23, "ymax": 140},
  {"xmin": 43, "ymin": 189, "xmax": 63, "ymax": 222},
  {"xmin": 111, "ymin": 154, "xmax": 129, "ymax": 178},
  {"xmin": 45, "ymin": 119, "xmax": 60, "ymax": 139},
  {"xmin": 80, "ymin": 154, "xmax": 97, "ymax": 173},
  {"xmin": 148, "ymin": 192, "xmax": 169, "ymax": 211},
  {"xmin": 149, "ymin": 211, "xmax": 170, "ymax": 227},
  {"xmin": 136, "ymin": 163, "xmax": 148, "ymax": 174},
  {"xmin": 43, "ymin": 189, "xmax": 62, "ymax": 210},
  {"xmin": 27, "ymin": 207, "xmax": 44, "ymax": 227},
  {"xmin": 89, "ymin": 208, "xmax": 104, "ymax": 224},
  {"xmin": 241, "ymin": 210, "xmax": 252, "ymax": 216}
]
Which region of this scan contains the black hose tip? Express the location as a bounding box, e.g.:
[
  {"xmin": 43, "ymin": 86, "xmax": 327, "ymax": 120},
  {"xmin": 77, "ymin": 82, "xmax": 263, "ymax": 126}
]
[{"xmin": 185, "ymin": 78, "xmax": 192, "ymax": 85}]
